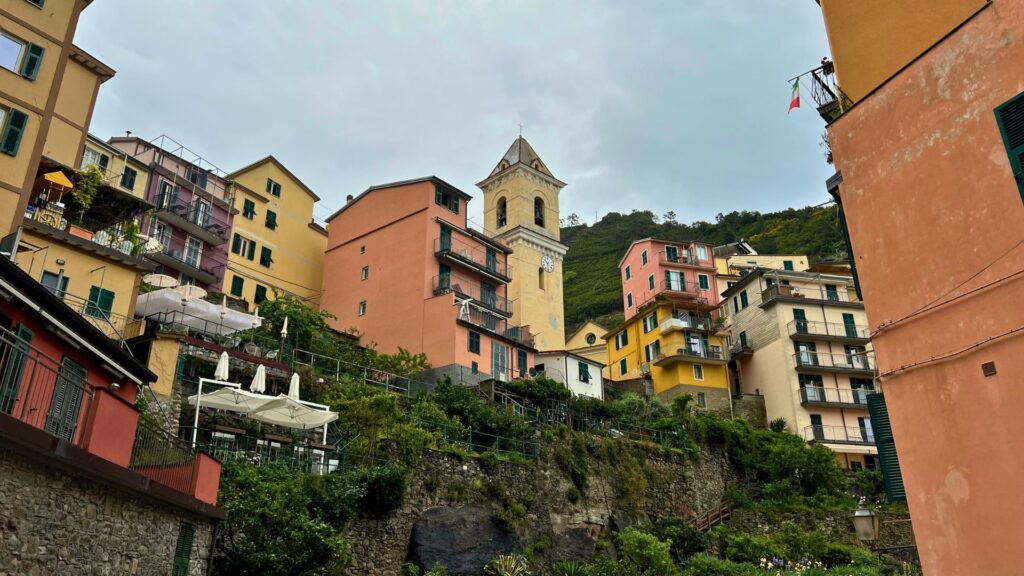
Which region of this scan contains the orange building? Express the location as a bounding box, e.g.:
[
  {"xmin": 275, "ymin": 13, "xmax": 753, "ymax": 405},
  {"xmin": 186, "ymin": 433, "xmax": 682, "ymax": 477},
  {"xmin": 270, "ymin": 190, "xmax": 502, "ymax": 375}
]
[
  {"xmin": 321, "ymin": 177, "xmax": 535, "ymax": 386},
  {"xmin": 810, "ymin": 1, "xmax": 1024, "ymax": 574}
]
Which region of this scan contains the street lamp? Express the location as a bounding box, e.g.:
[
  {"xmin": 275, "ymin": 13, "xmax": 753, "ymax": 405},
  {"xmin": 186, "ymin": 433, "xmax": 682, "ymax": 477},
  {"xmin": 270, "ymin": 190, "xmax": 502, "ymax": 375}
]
[{"xmin": 853, "ymin": 498, "xmax": 880, "ymax": 543}]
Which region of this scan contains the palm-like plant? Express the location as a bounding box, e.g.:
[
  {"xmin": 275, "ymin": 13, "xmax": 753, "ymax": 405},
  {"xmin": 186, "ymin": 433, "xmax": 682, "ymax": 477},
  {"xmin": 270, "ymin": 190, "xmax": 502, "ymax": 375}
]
[
  {"xmin": 484, "ymin": 554, "xmax": 531, "ymax": 576},
  {"xmin": 552, "ymin": 561, "xmax": 589, "ymax": 576}
]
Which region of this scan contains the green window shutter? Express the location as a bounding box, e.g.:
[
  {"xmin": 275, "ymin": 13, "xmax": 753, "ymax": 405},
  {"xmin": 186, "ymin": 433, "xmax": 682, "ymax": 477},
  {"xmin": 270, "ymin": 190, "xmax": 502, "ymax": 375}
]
[
  {"xmin": 27, "ymin": 0, "xmax": 44, "ymax": 6},
  {"xmin": 619, "ymin": 358, "xmax": 627, "ymax": 375},
  {"xmin": 265, "ymin": 210, "xmax": 277, "ymax": 229},
  {"xmin": 230, "ymin": 275, "xmax": 244, "ymax": 297},
  {"xmin": 172, "ymin": 522, "xmax": 195, "ymax": 576},
  {"xmin": 85, "ymin": 286, "xmax": 101, "ymax": 317},
  {"xmin": 698, "ymin": 274, "xmax": 709, "ymax": 290},
  {"xmin": 243, "ymin": 199, "xmax": 255, "ymax": 218},
  {"xmin": 98, "ymin": 288, "xmax": 114, "ymax": 315},
  {"xmin": 247, "ymin": 240, "xmax": 256, "ymax": 261},
  {"xmin": 866, "ymin": 393, "xmax": 906, "ymax": 502},
  {"xmin": 0, "ymin": 109, "xmax": 29, "ymax": 156},
  {"xmin": 783, "ymin": 260, "xmax": 794, "ymax": 271},
  {"xmin": 97, "ymin": 154, "xmax": 109, "ymax": 173},
  {"xmin": 435, "ymin": 185, "xmax": 443, "ymax": 205},
  {"xmin": 266, "ymin": 178, "xmax": 273, "ymax": 193},
  {"xmin": 740, "ymin": 290, "xmax": 748, "ymax": 308},
  {"xmin": 231, "ymin": 233, "xmax": 241, "ymax": 254},
  {"xmin": 994, "ymin": 91, "xmax": 1024, "ymax": 202},
  {"xmin": 46, "ymin": 358, "xmax": 86, "ymax": 441},
  {"xmin": 260, "ymin": 247, "xmax": 272, "ymax": 267},
  {"xmin": 739, "ymin": 331, "xmax": 747, "ymax": 347},
  {"xmin": 120, "ymin": 167, "xmax": 136, "ymax": 190},
  {"xmin": 0, "ymin": 325, "xmax": 33, "ymax": 413},
  {"xmin": 254, "ymin": 285, "xmax": 267, "ymax": 304},
  {"xmin": 452, "ymin": 195, "xmax": 459, "ymax": 214},
  {"xmin": 843, "ymin": 313, "xmax": 858, "ymax": 337},
  {"xmin": 20, "ymin": 43, "xmax": 44, "ymax": 80}
]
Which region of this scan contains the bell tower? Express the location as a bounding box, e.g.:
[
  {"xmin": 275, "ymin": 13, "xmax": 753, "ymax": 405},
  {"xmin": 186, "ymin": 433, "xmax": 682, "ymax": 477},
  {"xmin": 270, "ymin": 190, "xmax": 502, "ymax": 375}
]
[{"xmin": 478, "ymin": 137, "xmax": 568, "ymax": 351}]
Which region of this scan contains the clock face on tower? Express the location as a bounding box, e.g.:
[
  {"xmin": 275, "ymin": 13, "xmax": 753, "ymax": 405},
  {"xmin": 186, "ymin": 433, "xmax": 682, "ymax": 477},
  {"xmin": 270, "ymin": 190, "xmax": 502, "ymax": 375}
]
[{"xmin": 541, "ymin": 255, "xmax": 554, "ymax": 273}]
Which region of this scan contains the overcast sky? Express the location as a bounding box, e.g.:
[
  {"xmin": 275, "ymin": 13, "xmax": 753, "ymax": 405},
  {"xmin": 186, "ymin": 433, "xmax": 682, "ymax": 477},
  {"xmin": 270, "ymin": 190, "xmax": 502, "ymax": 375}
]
[{"xmin": 77, "ymin": 1, "xmax": 832, "ymax": 228}]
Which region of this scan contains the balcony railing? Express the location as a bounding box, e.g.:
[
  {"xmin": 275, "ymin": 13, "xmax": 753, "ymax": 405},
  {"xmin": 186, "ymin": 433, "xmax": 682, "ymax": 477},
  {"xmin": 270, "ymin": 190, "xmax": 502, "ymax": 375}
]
[
  {"xmin": 793, "ymin": 351, "xmax": 876, "ymax": 373},
  {"xmin": 433, "ymin": 274, "xmax": 512, "ymax": 316},
  {"xmin": 799, "ymin": 386, "xmax": 875, "ymax": 406},
  {"xmin": 180, "ymin": 426, "xmax": 339, "ymax": 476},
  {"xmin": 153, "ymin": 197, "xmax": 230, "ymax": 245},
  {"xmin": 761, "ymin": 284, "xmax": 855, "ymax": 305},
  {"xmin": 660, "ymin": 312, "xmax": 714, "ymax": 334},
  {"xmin": 141, "ymin": 310, "xmax": 288, "ymax": 361},
  {"xmin": 129, "ymin": 418, "xmax": 202, "ymax": 495},
  {"xmin": 434, "ymin": 236, "xmax": 511, "ymax": 281},
  {"xmin": 656, "ymin": 345, "xmax": 726, "ymax": 366},
  {"xmin": 459, "ymin": 304, "xmax": 533, "ymax": 348},
  {"xmin": 729, "ymin": 341, "xmax": 753, "ymax": 357},
  {"xmin": 802, "ymin": 64, "xmax": 854, "ymax": 123},
  {"xmin": 147, "ymin": 235, "xmax": 225, "ymax": 285},
  {"xmin": 787, "ymin": 320, "xmax": 870, "ymax": 340},
  {"xmin": 0, "ymin": 326, "xmax": 96, "ymax": 445},
  {"xmin": 25, "ymin": 206, "xmax": 155, "ymax": 259},
  {"xmin": 658, "ymin": 249, "xmax": 697, "ymax": 266},
  {"xmin": 59, "ymin": 291, "xmax": 137, "ymax": 342},
  {"xmin": 802, "ymin": 424, "xmax": 875, "ymax": 445}
]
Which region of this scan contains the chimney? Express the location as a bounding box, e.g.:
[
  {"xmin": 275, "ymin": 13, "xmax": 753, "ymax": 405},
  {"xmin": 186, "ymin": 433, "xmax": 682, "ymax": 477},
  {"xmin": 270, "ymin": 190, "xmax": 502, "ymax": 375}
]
[{"xmin": 346, "ymin": 195, "xmax": 354, "ymax": 203}]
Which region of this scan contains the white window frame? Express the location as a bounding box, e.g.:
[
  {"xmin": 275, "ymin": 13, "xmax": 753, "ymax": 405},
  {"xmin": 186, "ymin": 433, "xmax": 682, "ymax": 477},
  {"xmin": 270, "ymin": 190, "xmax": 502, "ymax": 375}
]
[
  {"xmin": 358, "ymin": 300, "xmax": 367, "ymax": 316},
  {"xmin": 235, "ymin": 235, "xmax": 252, "ymax": 257},
  {"xmin": 643, "ymin": 312, "xmax": 657, "ymax": 333},
  {"xmin": 184, "ymin": 235, "xmax": 203, "ymax": 268},
  {"xmin": 0, "ymin": 31, "xmax": 26, "ymax": 74},
  {"xmin": 698, "ymin": 273, "xmax": 710, "ymax": 290},
  {"xmin": 697, "ymin": 245, "xmax": 708, "ymax": 260},
  {"xmin": 81, "ymin": 147, "xmax": 101, "ymax": 170},
  {"xmin": 615, "ymin": 331, "xmax": 628, "ymax": 350},
  {"xmin": 360, "ymin": 266, "xmax": 369, "ymax": 281},
  {"xmin": 693, "ymin": 364, "xmax": 704, "ymax": 381}
]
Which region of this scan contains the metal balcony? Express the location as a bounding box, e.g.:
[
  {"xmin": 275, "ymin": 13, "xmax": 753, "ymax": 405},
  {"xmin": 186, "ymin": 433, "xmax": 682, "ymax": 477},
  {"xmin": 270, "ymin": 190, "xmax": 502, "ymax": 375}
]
[
  {"xmin": 760, "ymin": 284, "xmax": 861, "ymax": 309},
  {"xmin": 729, "ymin": 341, "xmax": 753, "ymax": 358},
  {"xmin": 457, "ymin": 305, "xmax": 533, "ymax": 348},
  {"xmin": 793, "ymin": 352, "xmax": 876, "ymax": 375},
  {"xmin": 802, "ymin": 63, "xmax": 854, "ymax": 123},
  {"xmin": 659, "ymin": 313, "xmax": 714, "ymax": 335},
  {"xmin": 654, "ymin": 345, "xmax": 727, "ymax": 367},
  {"xmin": 153, "ymin": 198, "xmax": 230, "ymax": 245},
  {"xmin": 433, "ymin": 274, "xmax": 512, "ymax": 317},
  {"xmin": 787, "ymin": 320, "xmax": 871, "ymax": 344},
  {"xmin": 802, "ymin": 425, "xmax": 875, "ymax": 446},
  {"xmin": 434, "ymin": 236, "xmax": 511, "ymax": 283},
  {"xmin": 799, "ymin": 386, "xmax": 875, "ymax": 408}
]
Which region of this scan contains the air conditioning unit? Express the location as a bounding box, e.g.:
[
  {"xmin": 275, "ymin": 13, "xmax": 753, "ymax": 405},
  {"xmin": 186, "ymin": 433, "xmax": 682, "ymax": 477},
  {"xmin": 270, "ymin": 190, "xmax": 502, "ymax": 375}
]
[{"xmin": 639, "ymin": 362, "xmax": 651, "ymax": 375}]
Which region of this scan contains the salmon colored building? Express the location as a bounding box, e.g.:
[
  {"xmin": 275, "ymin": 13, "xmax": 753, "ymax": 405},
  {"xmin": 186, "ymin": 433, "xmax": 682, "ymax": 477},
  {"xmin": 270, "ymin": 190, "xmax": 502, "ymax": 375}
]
[
  {"xmin": 321, "ymin": 177, "xmax": 536, "ymax": 386},
  {"xmin": 808, "ymin": 1, "xmax": 1024, "ymax": 573}
]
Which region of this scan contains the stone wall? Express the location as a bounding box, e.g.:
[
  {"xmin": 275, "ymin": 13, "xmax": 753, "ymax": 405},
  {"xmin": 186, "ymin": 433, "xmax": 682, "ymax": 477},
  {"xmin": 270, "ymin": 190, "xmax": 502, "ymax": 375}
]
[
  {"xmin": 344, "ymin": 440, "xmax": 734, "ymax": 575},
  {"xmin": 0, "ymin": 446, "xmax": 215, "ymax": 575},
  {"xmin": 732, "ymin": 394, "xmax": 768, "ymax": 428}
]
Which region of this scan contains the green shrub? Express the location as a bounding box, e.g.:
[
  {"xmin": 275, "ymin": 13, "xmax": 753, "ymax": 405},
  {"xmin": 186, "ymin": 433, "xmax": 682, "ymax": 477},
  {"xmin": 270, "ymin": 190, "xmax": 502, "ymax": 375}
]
[
  {"xmin": 484, "ymin": 553, "xmax": 531, "ymax": 576},
  {"xmin": 616, "ymin": 527, "xmax": 677, "ymax": 575},
  {"xmin": 769, "ymin": 418, "xmax": 788, "ymax": 433},
  {"xmin": 651, "ymin": 518, "xmax": 708, "ymax": 562},
  {"xmin": 681, "ymin": 554, "xmax": 759, "ymax": 576},
  {"xmin": 723, "ymin": 532, "xmax": 783, "ymax": 564},
  {"xmin": 855, "ymin": 470, "xmax": 885, "ymax": 502},
  {"xmin": 307, "ymin": 471, "xmax": 365, "ymax": 526},
  {"xmin": 355, "ymin": 463, "xmax": 408, "ymax": 517},
  {"xmin": 552, "ymin": 561, "xmax": 590, "ymax": 576},
  {"xmin": 479, "ymin": 450, "xmax": 501, "ymax": 472},
  {"xmin": 776, "ymin": 521, "xmax": 828, "ymax": 563},
  {"xmin": 504, "ymin": 376, "xmax": 571, "ymax": 401}
]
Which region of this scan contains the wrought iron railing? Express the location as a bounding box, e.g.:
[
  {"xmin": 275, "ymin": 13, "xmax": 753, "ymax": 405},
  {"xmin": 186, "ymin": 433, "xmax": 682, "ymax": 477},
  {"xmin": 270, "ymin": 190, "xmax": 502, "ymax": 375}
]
[
  {"xmin": 458, "ymin": 305, "xmax": 534, "ymax": 347},
  {"xmin": 129, "ymin": 418, "xmax": 200, "ymax": 495},
  {"xmin": 795, "ymin": 64, "xmax": 854, "ymax": 123},
  {"xmin": 803, "ymin": 424, "xmax": 875, "ymax": 445},
  {"xmin": 665, "ymin": 345, "xmax": 725, "ymax": 362},
  {"xmin": 0, "ymin": 326, "xmax": 96, "ymax": 445},
  {"xmin": 154, "ymin": 197, "xmax": 230, "ymax": 241},
  {"xmin": 793, "ymin": 351, "xmax": 876, "ymax": 372},
  {"xmin": 432, "ymin": 274, "xmax": 512, "ymax": 315},
  {"xmin": 180, "ymin": 426, "xmax": 339, "ymax": 475},
  {"xmin": 762, "ymin": 283, "xmax": 854, "ymax": 304},
  {"xmin": 799, "ymin": 386, "xmax": 874, "ymax": 406},
  {"xmin": 787, "ymin": 320, "xmax": 870, "ymax": 339},
  {"xmin": 433, "ymin": 236, "xmax": 512, "ymax": 279},
  {"xmin": 660, "ymin": 313, "xmax": 714, "ymax": 333},
  {"xmin": 58, "ymin": 292, "xmax": 133, "ymax": 342}
]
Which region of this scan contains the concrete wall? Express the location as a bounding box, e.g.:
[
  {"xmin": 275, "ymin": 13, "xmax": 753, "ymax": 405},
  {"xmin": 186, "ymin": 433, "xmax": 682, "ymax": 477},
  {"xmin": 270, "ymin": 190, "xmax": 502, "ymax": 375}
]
[
  {"xmin": 0, "ymin": 445, "xmax": 214, "ymax": 576},
  {"xmin": 535, "ymin": 352, "xmax": 604, "ymax": 400},
  {"xmin": 826, "ymin": 1, "xmax": 1024, "ymax": 573}
]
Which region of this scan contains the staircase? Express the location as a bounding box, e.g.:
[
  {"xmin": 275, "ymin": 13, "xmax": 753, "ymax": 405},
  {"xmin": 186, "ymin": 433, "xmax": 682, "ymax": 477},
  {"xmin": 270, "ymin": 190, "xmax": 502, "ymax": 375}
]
[{"xmin": 690, "ymin": 503, "xmax": 732, "ymax": 531}]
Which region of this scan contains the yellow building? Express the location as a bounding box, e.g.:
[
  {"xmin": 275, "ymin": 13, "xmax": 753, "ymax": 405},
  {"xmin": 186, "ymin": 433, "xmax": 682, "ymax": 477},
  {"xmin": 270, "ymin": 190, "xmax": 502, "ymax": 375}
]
[
  {"xmin": 479, "ymin": 137, "xmax": 568, "ymax": 351},
  {"xmin": 604, "ymin": 301, "xmax": 731, "ymax": 412},
  {"xmin": 1, "ymin": 0, "xmax": 101, "ymax": 235},
  {"xmin": 223, "ymin": 156, "xmax": 327, "ymax": 309},
  {"xmin": 566, "ymin": 320, "xmax": 610, "ymax": 379}
]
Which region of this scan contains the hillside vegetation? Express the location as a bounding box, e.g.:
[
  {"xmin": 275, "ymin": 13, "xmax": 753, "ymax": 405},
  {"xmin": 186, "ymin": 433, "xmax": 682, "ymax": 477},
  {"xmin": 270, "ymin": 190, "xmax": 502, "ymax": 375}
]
[{"xmin": 561, "ymin": 206, "xmax": 846, "ymax": 331}]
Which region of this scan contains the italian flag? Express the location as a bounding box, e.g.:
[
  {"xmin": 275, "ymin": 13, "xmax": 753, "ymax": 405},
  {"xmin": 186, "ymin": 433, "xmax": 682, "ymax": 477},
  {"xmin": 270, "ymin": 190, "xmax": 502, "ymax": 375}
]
[{"xmin": 788, "ymin": 79, "xmax": 800, "ymax": 113}]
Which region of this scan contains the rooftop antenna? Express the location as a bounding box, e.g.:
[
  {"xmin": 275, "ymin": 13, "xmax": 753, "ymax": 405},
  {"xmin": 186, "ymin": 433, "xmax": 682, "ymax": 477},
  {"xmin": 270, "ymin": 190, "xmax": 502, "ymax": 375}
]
[
  {"xmin": 125, "ymin": 130, "xmax": 132, "ymax": 137},
  {"xmin": 518, "ymin": 122, "xmax": 523, "ymax": 138}
]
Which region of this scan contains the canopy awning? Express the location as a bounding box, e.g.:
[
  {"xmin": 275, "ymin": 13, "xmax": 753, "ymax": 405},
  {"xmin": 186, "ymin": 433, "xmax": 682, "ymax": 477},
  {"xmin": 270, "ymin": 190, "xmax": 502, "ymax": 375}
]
[
  {"xmin": 248, "ymin": 395, "xmax": 339, "ymax": 430},
  {"xmin": 42, "ymin": 170, "xmax": 73, "ymax": 189},
  {"xmin": 186, "ymin": 387, "xmax": 274, "ymax": 413},
  {"xmin": 136, "ymin": 288, "xmax": 261, "ymax": 334}
]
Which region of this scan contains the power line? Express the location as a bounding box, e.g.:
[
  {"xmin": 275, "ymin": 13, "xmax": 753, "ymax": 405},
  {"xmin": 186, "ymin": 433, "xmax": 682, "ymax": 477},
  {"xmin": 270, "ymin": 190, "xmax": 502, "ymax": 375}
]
[{"xmin": 878, "ymin": 325, "xmax": 1024, "ymax": 379}]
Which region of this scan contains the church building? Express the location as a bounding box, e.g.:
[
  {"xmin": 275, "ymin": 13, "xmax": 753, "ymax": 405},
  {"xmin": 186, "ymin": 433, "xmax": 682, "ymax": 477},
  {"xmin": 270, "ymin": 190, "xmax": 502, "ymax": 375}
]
[{"xmin": 478, "ymin": 137, "xmax": 569, "ymax": 351}]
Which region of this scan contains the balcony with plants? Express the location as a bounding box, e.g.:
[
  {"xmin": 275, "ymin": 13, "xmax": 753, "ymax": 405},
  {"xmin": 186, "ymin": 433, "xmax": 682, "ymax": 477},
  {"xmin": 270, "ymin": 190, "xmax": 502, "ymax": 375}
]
[
  {"xmin": 760, "ymin": 282, "xmax": 861, "ymax": 308},
  {"xmin": 152, "ymin": 193, "xmax": 231, "ymax": 246},
  {"xmin": 659, "ymin": 311, "xmax": 714, "ymax": 335},
  {"xmin": 24, "ymin": 164, "xmax": 158, "ymax": 264},
  {"xmin": 433, "ymin": 234, "xmax": 512, "ymax": 283},
  {"xmin": 146, "ymin": 233, "xmax": 227, "ymax": 286}
]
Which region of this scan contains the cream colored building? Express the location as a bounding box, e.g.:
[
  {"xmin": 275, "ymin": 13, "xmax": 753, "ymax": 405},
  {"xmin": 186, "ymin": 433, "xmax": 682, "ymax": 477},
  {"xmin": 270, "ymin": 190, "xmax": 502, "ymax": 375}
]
[
  {"xmin": 722, "ymin": 267, "xmax": 878, "ymax": 471},
  {"xmin": 566, "ymin": 320, "xmax": 610, "ymax": 379},
  {"xmin": 479, "ymin": 137, "xmax": 568, "ymax": 351},
  {"xmin": 223, "ymin": 156, "xmax": 327, "ymax": 309}
]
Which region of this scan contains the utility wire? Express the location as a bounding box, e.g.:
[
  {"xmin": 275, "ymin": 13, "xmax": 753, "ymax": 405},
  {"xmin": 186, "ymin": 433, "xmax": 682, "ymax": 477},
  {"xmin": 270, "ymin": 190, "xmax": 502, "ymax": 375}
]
[{"xmin": 878, "ymin": 325, "xmax": 1024, "ymax": 379}]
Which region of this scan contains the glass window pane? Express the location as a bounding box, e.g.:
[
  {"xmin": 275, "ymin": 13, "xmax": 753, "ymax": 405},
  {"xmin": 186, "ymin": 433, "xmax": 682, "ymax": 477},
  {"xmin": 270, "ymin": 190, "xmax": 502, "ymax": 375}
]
[{"xmin": 0, "ymin": 33, "xmax": 24, "ymax": 73}]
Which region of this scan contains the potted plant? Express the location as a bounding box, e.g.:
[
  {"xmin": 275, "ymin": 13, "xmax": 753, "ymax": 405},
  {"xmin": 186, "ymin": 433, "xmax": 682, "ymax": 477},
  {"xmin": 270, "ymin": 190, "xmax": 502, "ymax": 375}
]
[{"xmin": 66, "ymin": 166, "xmax": 103, "ymax": 240}]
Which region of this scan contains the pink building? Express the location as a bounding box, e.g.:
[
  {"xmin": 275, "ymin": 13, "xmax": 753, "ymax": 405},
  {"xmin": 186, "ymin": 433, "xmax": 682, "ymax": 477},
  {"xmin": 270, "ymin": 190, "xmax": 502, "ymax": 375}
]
[
  {"xmin": 322, "ymin": 177, "xmax": 535, "ymax": 386},
  {"xmin": 619, "ymin": 239, "xmax": 720, "ymax": 319}
]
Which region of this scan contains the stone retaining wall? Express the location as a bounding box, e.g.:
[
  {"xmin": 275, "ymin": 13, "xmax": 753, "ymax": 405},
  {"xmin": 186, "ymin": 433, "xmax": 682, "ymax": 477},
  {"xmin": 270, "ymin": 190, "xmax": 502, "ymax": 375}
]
[{"xmin": 0, "ymin": 446, "xmax": 215, "ymax": 575}]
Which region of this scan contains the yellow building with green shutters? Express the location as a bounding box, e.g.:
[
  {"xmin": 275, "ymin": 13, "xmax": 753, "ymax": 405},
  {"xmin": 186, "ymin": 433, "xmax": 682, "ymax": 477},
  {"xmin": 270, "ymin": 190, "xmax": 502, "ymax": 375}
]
[
  {"xmin": 604, "ymin": 238, "xmax": 732, "ymax": 412},
  {"xmin": 223, "ymin": 156, "xmax": 327, "ymax": 309}
]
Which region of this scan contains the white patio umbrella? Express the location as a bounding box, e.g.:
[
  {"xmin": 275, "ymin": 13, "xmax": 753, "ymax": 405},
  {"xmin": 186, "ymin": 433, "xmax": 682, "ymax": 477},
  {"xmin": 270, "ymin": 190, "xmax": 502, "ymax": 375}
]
[
  {"xmin": 280, "ymin": 316, "xmax": 289, "ymax": 338},
  {"xmin": 142, "ymin": 273, "xmax": 179, "ymax": 288},
  {"xmin": 250, "ymin": 364, "xmax": 267, "ymax": 394},
  {"xmin": 248, "ymin": 395, "xmax": 339, "ymax": 430},
  {"xmin": 287, "ymin": 372, "xmax": 300, "ymax": 400},
  {"xmin": 186, "ymin": 387, "xmax": 273, "ymax": 413},
  {"xmin": 174, "ymin": 284, "xmax": 208, "ymax": 300},
  {"xmin": 214, "ymin": 351, "xmax": 230, "ymax": 381}
]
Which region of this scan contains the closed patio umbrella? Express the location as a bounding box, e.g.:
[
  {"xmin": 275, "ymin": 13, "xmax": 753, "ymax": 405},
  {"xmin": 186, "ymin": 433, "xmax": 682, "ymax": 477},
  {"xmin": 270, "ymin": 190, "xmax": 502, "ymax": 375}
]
[
  {"xmin": 287, "ymin": 372, "xmax": 300, "ymax": 400},
  {"xmin": 250, "ymin": 364, "xmax": 267, "ymax": 394},
  {"xmin": 214, "ymin": 351, "xmax": 230, "ymax": 381}
]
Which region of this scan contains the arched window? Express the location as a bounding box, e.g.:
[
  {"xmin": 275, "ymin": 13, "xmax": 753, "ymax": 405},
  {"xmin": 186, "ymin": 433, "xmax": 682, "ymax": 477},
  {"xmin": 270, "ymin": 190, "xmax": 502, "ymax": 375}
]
[
  {"xmin": 496, "ymin": 197, "xmax": 507, "ymax": 228},
  {"xmin": 534, "ymin": 197, "xmax": 545, "ymax": 227}
]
